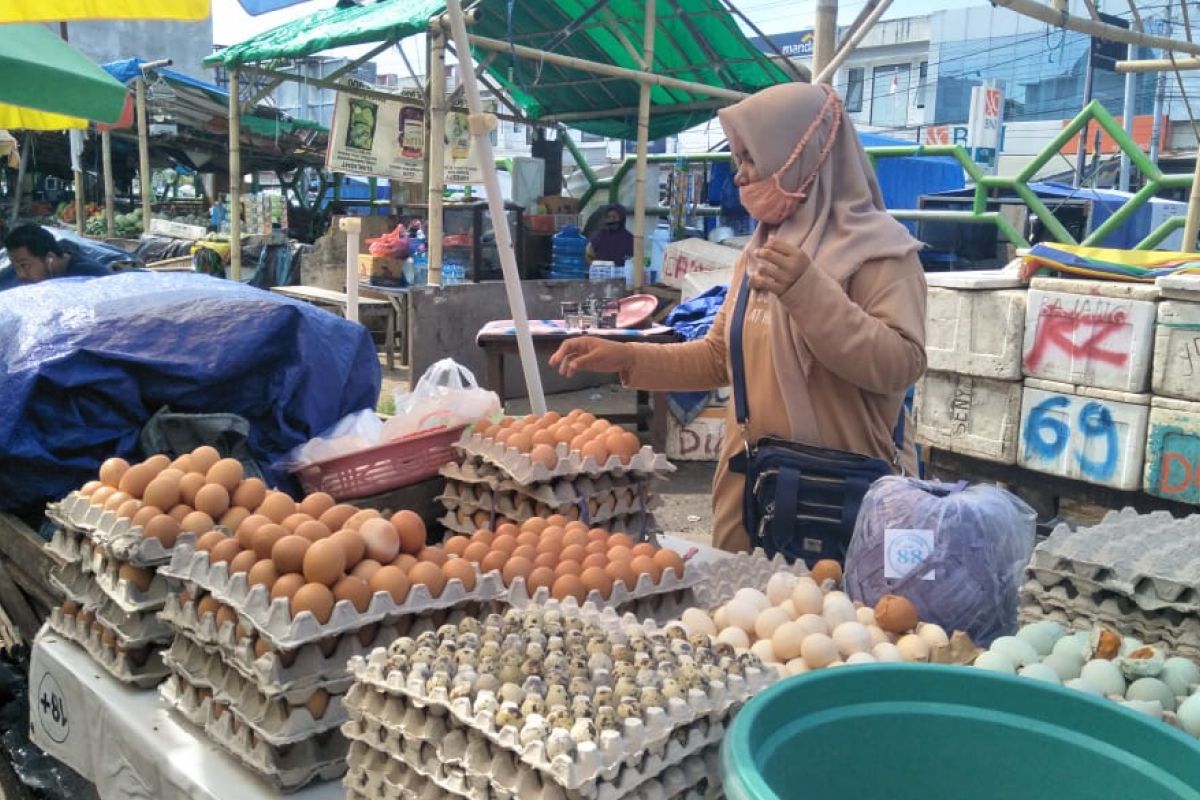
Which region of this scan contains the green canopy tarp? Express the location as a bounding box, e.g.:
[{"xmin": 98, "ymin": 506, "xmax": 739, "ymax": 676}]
[
  {"xmin": 0, "ymin": 24, "xmax": 127, "ymax": 123},
  {"xmin": 206, "ymin": 0, "xmax": 790, "ymax": 140}
]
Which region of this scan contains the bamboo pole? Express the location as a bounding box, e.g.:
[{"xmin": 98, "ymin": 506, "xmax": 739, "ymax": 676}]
[
  {"xmin": 135, "ymin": 77, "xmax": 152, "ymax": 235},
  {"xmin": 427, "ymin": 27, "xmax": 446, "ymax": 286},
  {"xmin": 1183, "ymin": 146, "xmax": 1200, "ymax": 252},
  {"xmin": 9, "ymin": 136, "xmax": 29, "ymax": 226},
  {"xmin": 101, "ymin": 129, "xmax": 115, "ymax": 238},
  {"xmin": 229, "ymin": 69, "xmax": 242, "ymax": 281},
  {"xmin": 994, "ymin": 0, "xmax": 1200, "ymax": 56},
  {"xmin": 813, "ymin": 0, "xmax": 838, "ymax": 76},
  {"xmin": 73, "ymin": 168, "xmax": 85, "ymax": 235},
  {"xmin": 1115, "ymin": 56, "xmax": 1200, "ymax": 73},
  {"xmin": 631, "ymin": 0, "xmax": 657, "ymax": 288},
  {"xmin": 815, "ymin": 0, "xmax": 892, "ymax": 84},
  {"xmin": 444, "ymin": 0, "xmax": 547, "ymax": 413}
]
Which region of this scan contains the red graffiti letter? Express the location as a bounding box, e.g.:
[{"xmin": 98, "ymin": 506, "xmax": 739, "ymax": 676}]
[{"xmin": 1158, "ymin": 452, "xmax": 1194, "ymax": 495}]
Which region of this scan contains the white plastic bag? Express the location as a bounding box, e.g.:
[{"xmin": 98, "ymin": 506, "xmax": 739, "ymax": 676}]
[
  {"xmin": 277, "ymin": 408, "xmax": 384, "ymax": 470},
  {"xmin": 380, "ymin": 358, "xmax": 500, "ymax": 441}
]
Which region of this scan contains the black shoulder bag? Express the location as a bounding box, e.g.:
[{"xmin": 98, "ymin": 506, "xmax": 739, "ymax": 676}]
[{"xmin": 726, "ymin": 272, "xmax": 906, "ymax": 565}]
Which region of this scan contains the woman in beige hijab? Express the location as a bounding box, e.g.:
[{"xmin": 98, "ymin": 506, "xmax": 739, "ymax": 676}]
[{"xmin": 550, "ymin": 82, "xmax": 927, "ymax": 553}]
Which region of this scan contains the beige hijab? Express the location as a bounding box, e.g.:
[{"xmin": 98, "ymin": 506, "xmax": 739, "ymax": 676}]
[{"xmin": 718, "ymin": 82, "xmax": 920, "ymax": 440}]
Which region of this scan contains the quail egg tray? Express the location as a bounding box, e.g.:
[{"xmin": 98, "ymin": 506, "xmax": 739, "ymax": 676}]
[
  {"xmin": 342, "ymin": 681, "xmax": 728, "ymax": 800},
  {"xmin": 438, "ymin": 484, "xmax": 662, "ymax": 527},
  {"xmin": 500, "ymin": 566, "xmax": 694, "ymax": 611},
  {"xmin": 159, "ymin": 670, "xmax": 348, "ymax": 793},
  {"xmin": 51, "ymin": 492, "xmax": 193, "ymax": 567},
  {"xmin": 47, "ymin": 608, "xmax": 169, "ymax": 688},
  {"xmin": 161, "ymin": 541, "xmax": 506, "ymax": 649},
  {"xmin": 440, "ymin": 510, "xmax": 659, "ymax": 538},
  {"xmin": 346, "ymin": 650, "xmax": 767, "ymax": 792},
  {"xmin": 683, "ymin": 547, "xmax": 812, "ymax": 611},
  {"xmin": 455, "ymin": 433, "xmax": 675, "ymax": 485},
  {"xmin": 48, "ymin": 563, "xmax": 104, "ymax": 608}
]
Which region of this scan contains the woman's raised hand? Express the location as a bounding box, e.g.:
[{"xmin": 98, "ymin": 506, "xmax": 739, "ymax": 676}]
[
  {"xmin": 548, "ymin": 337, "xmax": 632, "ymax": 378},
  {"xmin": 750, "ymin": 237, "xmax": 811, "ymax": 296}
]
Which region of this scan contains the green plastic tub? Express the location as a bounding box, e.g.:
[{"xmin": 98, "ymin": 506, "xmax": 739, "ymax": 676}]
[{"xmin": 721, "ymin": 664, "xmax": 1200, "ymax": 800}]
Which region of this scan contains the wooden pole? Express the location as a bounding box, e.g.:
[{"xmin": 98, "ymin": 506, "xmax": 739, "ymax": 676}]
[
  {"xmin": 229, "ymin": 69, "xmax": 242, "ymax": 281},
  {"xmin": 9, "ymin": 136, "xmax": 29, "ymax": 226},
  {"xmin": 101, "ymin": 129, "xmax": 115, "ymax": 237},
  {"xmin": 815, "ymin": 0, "xmax": 892, "ymax": 84},
  {"xmin": 813, "ymin": 0, "xmax": 838, "ymax": 76},
  {"xmin": 427, "ymin": 27, "xmax": 446, "ymax": 286},
  {"xmin": 1116, "ymin": 56, "xmax": 1200, "ymax": 73},
  {"xmin": 73, "ymin": 168, "xmax": 85, "ymax": 235},
  {"xmin": 994, "ymin": 0, "xmax": 1200, "ymax": 56},
  {"xmin": 631, "ymin": 0, "xmax": 657, "ymax": 289},
  {"xmin": 1183, "ymin": 145, "xmax": 1200, "ymax": 252},
  {"xmin": 135, "ymin": 77, "xmax": 152, "ymax": 235}
]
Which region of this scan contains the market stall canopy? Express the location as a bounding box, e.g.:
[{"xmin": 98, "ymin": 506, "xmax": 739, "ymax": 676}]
[
  {"xmin": 205, "ymin": 0, "xmax": 792, "ymax": 140},
  {"xmin": 0, "ymin": 24, "xmax": 126, "ymax": 126},
  {"xmin": 0, "ymin": 0, "xmax": 306, "ymax": 21}
]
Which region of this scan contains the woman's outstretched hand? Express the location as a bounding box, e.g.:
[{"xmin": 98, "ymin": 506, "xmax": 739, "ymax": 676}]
[
  {"xmin": 750, "ymin": 237, "xmax": 810, "ymax": 296},
  {"xmin": 549, "ymin": 337, "xmax": 632, "ymax": 378}
]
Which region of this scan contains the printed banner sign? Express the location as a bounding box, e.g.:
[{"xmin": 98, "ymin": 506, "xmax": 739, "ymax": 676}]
[
  {"xmin": 327, "ymin": 85, "xmax": 426, "ymax": 183},
  {"xmin": 443, "ymin": 109, "xmax": 484, "ymax": 185}
]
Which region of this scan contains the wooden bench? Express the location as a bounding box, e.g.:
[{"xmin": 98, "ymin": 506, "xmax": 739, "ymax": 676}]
[{"xmin": 269, "ymin": 285, "xmax": 397, "ymax": 370}]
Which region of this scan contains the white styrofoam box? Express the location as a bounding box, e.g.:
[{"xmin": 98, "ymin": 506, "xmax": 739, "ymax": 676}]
[
  {"xmin": 660, "ymin": 238, "xmax": 739, "ymax": 290},
  {"xmin": 925, "ymin": 287, "xmax": 1026, "ymax": 379},
  {"xmin": 667, "ymin": 405, "xmax": 727, "ymax": 462},
  {"xmin": 1144, "ymin": 396, "xmax": 1200, "ymax": 506},
  {"xmin": 914, "ymin": 371, "xmax": 1023, "ymax": 464},
  {"xmin": 1158, "ymin": 273, "xmax": 1200, "ymax": 302},
  {"xmin": 1152, "ymin": 300, "xmax": 1200, "ymax": 402},
  {"xmin": 680, "ymin": 267, "xmax": 733, "ymax": 302},
  {"xmin": 1022, "ymin": 279, "xmax": 1159, "ymax": 392},
  {"xmin": 148, "ymin": 218, "xmax": 206, "ymax": 240},
  {"xmin": 1018, "ymin": 378, "xmax": 1150, "ymax": 490},
  {"xmin": 924, "ymin": 263, "xmax": 1024, "ymax": 290}
]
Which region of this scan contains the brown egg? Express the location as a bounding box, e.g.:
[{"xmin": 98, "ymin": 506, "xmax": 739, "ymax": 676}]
[
  {"xmin": 88, "ymin": 486, "xmax": 113, "ymax": 507},
  {"xmin": 568, "ymin": 434, "xmax": 592, "ymax": 452},
  {"xmin": 533, "ymin": 552, "xmax": 558, "ymax": 570},
  {"xmin": 142, "ymin": 514, "xmax": 180, "ymax": 547},
  {"xmin": 811, "ymin": 559, "xmax": 843, "ymax": 586},
  {"xmin": 117, "ymin": 464, "xmax": 156, "ymax": 499},
  {"xmin": 501, "ymin": 556, "xmax": 533, "ymax": 587},
  {"xmin": 271, "ymin": 535, "xmax": 311, "ymax": 574},
  {"xmin": 80, "ymin": 480, "xmax": 103, "ymax": 497},
  {"xmin": 182, "ymin": 510, "xmax": 216, "ymax": 535},
  {"xmin": 329, "ymin": 530, "xmax": 366, "ymax": 567},
  {"xmin": 551, "ymin": 574, "xmax": 587, "ymax": 604},
  {"xmin": 179, "ymin": 473, "xmax": 206, "ymax": 506},
  {"xmin": 522, "ymin": 566, "xmax": 553, "ymax": 594},
  {"xmin": 116, "ymin": 498, "xmax": 143, "ymax": 519},
  {"xmin": 384, "ymin": 510, "xmax": 424, "ymax": 555},
  {"xmin": 538, "ymin": 529, "xmax": 564, "ymax": 552},
  {"xmin": 605, "ymin": 559, "xmax": 639, "ymax": 591},
  {"xmin": 581, "ymin": 553, "xmax": 608, "ymax": 571},
  {"xmin": 462, "ymin": 542, "xmax": 490, "ymax": 564},
  {"xmin": 253, "ymin": 523, "xmax": 289, "ymax": 560},
  {"xmin": 190, "ymin": 446, "xmax": 221, "ymax": 474},
  {"xmin": 480, "ymin": 549, "xmax": 508, "ymax": 574},
  {"xmin": 258, "ymin": 492, "xmax": 297, "ymax": 524},
  {"xmin": 142, "ymin": 474, "xmax": 181, "ymax": 512},
  {"xmin": 291, "ymin": 583, "xmax": 335, "ymax": 623},
  {"xmin": 206, "ymin": 459, "xmax": 244, "ymax": 492},
  {"xmin": 630, "ymin": 555, "xmax": 661, "ymax": 584},
  {"xmin": 102, "ymin": 490, "xmax": 132, "ymax": 513},
  {"xmin": 580, "ymin": 566, "xmax": 613, "ymax": 598},
  {"xmin": 529, "ymin": 444, "xmax": 558, "ymax": 469},
  {"xmin": 219, "ymin": 506, "xmax": 252, "ymax": 534},
  {"xmin": 520, "ymin": 518, "xmax": 547, "ymax": 535},
  {"xmin": 494, "ymin": 521, "xmax": 518, "ymax": 538},
  {"xmin": 314, "ymin": 506, "xmax": 353, "ymax": 535},
  {"xmin": 628, "ymin": 542, "xmax": 655, "ymax": 558},
  {"xmin": 231, "ymin": 478, "xmax": 267, "ymax": 511},
  {"xmin": 118, "ymin": 564, "xmax": 153, "ymax": 592},
  {"xmin": 608, "ymin": 532, "xmax": 634, "ymax": 550},
  {"xmin": 391, "ymin": 554, "xmax": 418, "ymax": 573},
  {"xmin": 194, "ymin": 484, "xmax": 231, "ymax": 519},
  {"xmin": 229, "ymin": 549, "xmax": 258, "ymax": 575},
  {"xmin": 210, "ymin": 537, "xmax": 242, "ymax": 565},
  {"xmin": 874, "ymin": 594, "xmax": 919, "ymax": 634},
  {"xmin": 100, "ymin": 627, "xmax": 118, "ymax": 649},
  {"xmin": 196, "ymin": 595, "xmax": 221, "ymax": 619},
  {"xmin": 345, "ymin": 508, "xmax": 381, "ymax": 531},
  {"xmin": 294, "ymin": 520, "xmax": 332, "ymax": 542},
  {"xmin": 281, "ymin": 513, "xmax": 315, "ymax": 533},
  {"xmin": 510, "ymin": 431, "xmax": 535, "ymax": 453},
  {"xmin": 99, "ymin": 457, "xmax": 130, "ymax": 488},
  {"xmin": 247, "ymin": 559, "xmax": 279, "ymax": 590},
  {"xmin": 350, "ymin": 559, "xmax": 383, "ymax": 582},
  {"xmin": 170, "ymin": 454, "xmax": 195, "ymax": 473},
  {"xmin": 368, "ymin": 566, "xmax": 411, "ymax": 603},
  {"xmin": 270, "ymin": 573, "xmax": 306, "ymax": 601},
  {"xmin": 610, "ymin": 431, "xmax": 642, "ymax": 464},
  {"xmin": 332, "ymin": 575, "xmax": 372, "ymax": 612},
  {"xmin": 408, "ymin": 561, "xmax": 447, "ymax": 597},
  {"xmin": 443, "ymin": 558, "xmax": 477, "ymax": 591},
  {"xmin": 490, "ymin": 534, "xmax": 517, "ymax": 555},
  {"xmin": 444, "ymin": 535, "xmax": 470, "ymax": 557},
  {"xmin": 303, "ymin": 538, "xmax": 347, "ymax": 586},
  {"xmin": 469, "ymin": 528, "xmax": 494, "ymax": 546},
  {"xmin": 546, "ymin": 514, "xmax": 568, "ymax": 527},
  {"xmin": 581, "ymin": 440, "xmax": 609, "ymax": 465},
  {"xmin": 359, "ymin": 518, "xmax": 400, "ymax": 563},
  {"xmin": 132, "ymin": 505, "xmax": 163, "ymax": 528},
  {"xmin": 515, "ymin": 531, "xmax": 539, "ymax": 549},
  {"xmin": 512, "ymin": 544, "xmax": 538, "ymax": 563},
  {"xmin": 584, "ymin": 540, "xmax": 607, "ymax": 558},
  {"xmin": 196, "ymin": 530, "xmax": 227, "ymax": 552},
  {"xmin": 653, "ymin": 548, "xmax": 686, "ymax": 580},
  {"xmin": 554, "ymin": 560, "xmax": 582, "ymax": 579},
  {"xmin": 236, "ymin": 514, "xmax": 272, "ymax": 549},
  {"xmin": 530, "ymin": 428, "xmax": 557, "ymax": 448},
  {"xmin": 562, "ymin": 530, "xmax": 588, "ymax": 551},
  {"xmin": 298, "ymin": 491, "xmax": 335, "ymax": 519},
  {"xmin": 560, "ymin": 544, "xmax": 588, "ymax": 564}
]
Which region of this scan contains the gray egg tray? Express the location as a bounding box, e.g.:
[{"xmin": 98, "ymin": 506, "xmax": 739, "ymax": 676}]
[
  {"xmin": 455, "ymin": 432, "xmax": 675, "ymax": 485},
  {"xmin": 94, "ymin": 595, "xmax": 173, "ymax": 646},
  {"xmin": 50, "ymin": 491, "xmax": 195, "ymax": 566},
  {"xmin": 44, "ymin": 526, "xmax": 87, "ymax": 566},
  {"xmin": 47, "ymin": 608, "xmax": 168, "ymax": 688},
  {"xmin": 683, "ymin": 547, "xmax": 813, "ymax": 611},
  {"xmin": 88, "ymin": 552, "xmax": 170, "ymax": 613},
  {"xmin": 439, "ymin": 484, "xmax": 662, "ymax": 527},
  {"xmin": 160, "ymin": 541, "xmax": 505, "ymax": 650},
  {"xmin": 342, "ymin": 681, "xmax": 727, "ymax": 800},
  {"xmin": 501, "ymin": 566, "xmax": 693, "ymax": 611},
  {"xmin": 440, "ymin": 511, "xmax": 659, "ymax": 538},
  {"xmin": 48, "ymin": 563, "xmax": 104, "ymax": 607},
  {"xmin": 442, "ymin": 460, "xmax": 652, "ymax": 502},
  {"xmin": 159, "ymin": 669, "xmax": 348, "ymax": 793}
]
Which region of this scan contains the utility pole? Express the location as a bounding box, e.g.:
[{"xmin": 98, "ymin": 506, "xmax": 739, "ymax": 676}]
[
  {"xmin": 813, "ymin": 0, "xmax": 839, "ymax": 77},
  {"xmin": 1074, "ymin": 40, "xmax": 1095, "ymax": 187},
  {"xmin": 1149, "ymin": 7, "xmax": 1172, "ymax": 168},
  {"xmin": 1119, "ymin": 40, "xmax": 1136, "ymax": 192}
]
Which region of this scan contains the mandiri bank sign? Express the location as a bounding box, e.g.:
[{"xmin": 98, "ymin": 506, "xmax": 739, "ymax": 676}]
[{"xmin": 748, "ymin": 30, "xmax": 814, "ymax": 59}]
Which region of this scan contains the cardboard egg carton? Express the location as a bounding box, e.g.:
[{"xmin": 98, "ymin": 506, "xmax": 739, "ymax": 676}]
[
  {"xmin": 455, "ymin": 432, "xmax": 675, "ymax": 485},
  {"xmin": 160, "ymin": 541, "xmax": 505, "ymax": 650},
  {"xmin": 440, "ymin": 467, "xmax": 659, "ymax": 509},
  {"xmin": 47, "ymin": 607, "xmax": 168, "ymax": 688},
  {"xmin": 88, "ymin": 551, "xmax": 170, "ymax": 613},
  {"xmin": 684, "ymin": 547, "xmax": 813, "ymax": 610},
  {"xmin": 94, "ymin": 596, "xmax": 173, "ymax": 646},
  {"xmin": 439, "ymin": 484, "xmax": 662, "ymax": 527},
  {"xmin": 44, "ymin": 526, "xmax": 88, "ymax": 566},
  {"xmin": 440, "ymin": 510, "xmax": 659, "ymax": 538},
  {"xmin": 342, "ymin": 683, "xmax": 726, "ymax": 800},
  {"xmin": 346, "ymin": 648, "xmax": 769, "ymax": 791},
  {"xmin": 49, "ymin": 492, "xmax": 185, "ymax": 566},
  {"xmin": 48, "ymin": 563, "xmax": 104, "ymax": 607},
  {"xmin": 501, "ymin": 565, "xmax": 693, "ymax": 611},
  {"xmin": 159, "ymin": 668, "xmax": 348, "ymax": 793}
]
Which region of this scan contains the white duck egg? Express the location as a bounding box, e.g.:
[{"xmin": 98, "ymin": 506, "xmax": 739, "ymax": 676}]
[
  {"xmin": 822, "ymin": 593, "xmax": 857, "ymax": 630},
  {"xmin": 868, "ymin": 626, "xmax": 892, "ymax": 647},
  {"xmin": 989, "ymin": 636, "xmax": 1040, "ymax": 667},
  {"xmin": 754, "ymin": 607, "xmax": 793, "ymax": 641},
  {"xmin": 831, "ymin": 622, "xmax": 873, "ymax": 657},
  {"xmin": 1065, "ymin": 678, "xmax": 1104, "ymax": 697},
  {"xmin": 1041, "ymin": 653, "xmax": 1083, "ymax": 681},
  {"xmin": 1121, "ymin": 699, "xmax": 1164, "ymax": 720},
  {"xmin": 733, "ymin": 588, "xmax": 770, "ymax": 613},
  {"xmin": 1176, "ymin": 692, "xmax": 1200, "ymax": 736},
  {"xmin": 785, "ymin": 657, "xmax": 810, "ymax": 677},
  {"xmin": 845, "ymin": 652, "xmax": 876, "ymax": 665},
  {"xmin": 1018, "ymin": 663, "xmax": 1061, "ymax": 684},
  {"xmin": 794, "ymin": 614, "xmax": 828, "ymax": 638},
  {"xmin": 750, "ymin": 638, "xmax": 779, "ymax": 665},
  {"xmin": 1080, "ymin": 659, "xmax": 1126, "ymax": 696},
  {"xmin": 855, "ymin": 607, "xmax": 876, "ymax": 627},
  {"xmin": 791, "ymin": 580, "xmax": 824, "ymax": 616},
  {"xmin": 724, "ymin": 599, "xmax": 759, "ymax": 635},
  {"xmin": 800, "ymin": 633, "xmax": 839, "ymax": 669},
  {"xmin": 1127, "ymin": 678, "xmax": 1176, "ymax": 712},
  {"xmin": 680, "ymin": 608, "xmax": 716, "ymax": 638},
  {"xmin": 917, "ymin": 623, "xmax": 949, "ymax": 649},
  {"xmin": 897, "ymin": 634, "xmax": 931, "ymax": 662},
  {"xmin": 718, "ymin": 627, "xmax": 750, "ymax": 650},
  {"xmin": 779, "ymin": 599, "xmax": 798, "ymax": 619},
  {"xmin": 712, "ymin": 605, "xmax": 729, "ymax": 630},
  {"xmin": 770, "ymin": 621, "xmax": 807, "ymax": 662},
  {"xmin": 1161, "ymin": 657, "xmax": 1200, "ymax": 697},
  {"xmin": 1017, "ymin": 621, "xmax": 1065, "ymax": 656},
  {"xmin": 872, "ymin": 642, "xmax": 904, "ymax": 663},
  {"xmin": 974, "ymin": 651, "xmax": 1016, "ymax": 674},
  {"xmin": 765, "ymin": 572, "xmax": 798, "ymax": 607}
]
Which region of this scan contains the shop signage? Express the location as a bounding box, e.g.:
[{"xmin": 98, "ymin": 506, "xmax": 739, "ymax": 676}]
[
  {"xmin": 326, "ymin": 83, "xmax": 425, "ymax": 183},
  {"xmin": 443, "ymin": 109, "xmax": 485, "ymax": 185}
]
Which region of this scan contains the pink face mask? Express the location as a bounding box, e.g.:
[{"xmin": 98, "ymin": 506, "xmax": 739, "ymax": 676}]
[{"xmin": 738, "ymin": 88, "xmax": 844, "ymax": 226}]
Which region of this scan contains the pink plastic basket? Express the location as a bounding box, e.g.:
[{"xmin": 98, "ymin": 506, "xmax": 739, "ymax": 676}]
[{"xmin": 293, "ymin": 425, "xmax": 466, "ymax": 500}]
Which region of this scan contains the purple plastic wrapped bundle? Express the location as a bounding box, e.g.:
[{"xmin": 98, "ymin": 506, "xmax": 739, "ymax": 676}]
[{"xmin": 843, "ymin": 477, "xmax": 1036, "ymax": 646}]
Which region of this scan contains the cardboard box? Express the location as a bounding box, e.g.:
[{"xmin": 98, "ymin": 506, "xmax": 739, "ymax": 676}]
[{"xmin": 357, "ymin": 254, "xmax": 405, "ymax": 286}]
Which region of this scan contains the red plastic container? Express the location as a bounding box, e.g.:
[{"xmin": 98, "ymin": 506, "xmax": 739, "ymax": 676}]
[{"xmin": 293, "ymin": 425, "xmax": 466, "ymax": 500}]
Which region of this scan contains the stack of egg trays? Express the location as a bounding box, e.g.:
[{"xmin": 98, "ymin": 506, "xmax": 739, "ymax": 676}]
[
  {"xmin": 341, "ymin": 600, "xmax": 773, "ymax": 800},
  {"xmin": 43, "ymin": 498, "xmax": 183, "ymax": 687},
  {"xmin": 454, "ymin": 432, "xmax": 676, "ymax": 486}
]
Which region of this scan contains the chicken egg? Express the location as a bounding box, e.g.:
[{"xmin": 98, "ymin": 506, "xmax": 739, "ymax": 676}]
[
  {"xmin": 443, "ymin": 558, "xmax": 477, "ymax": 591},
  {"xmin": 874, "ymin": 594, "xmax": 919, "ymax": 634},
  {"xmin": 318, "ymin": 504, "xmax": 358, "ymax": 531},
  {"xmin": 580, "ymin": 566, "xmax": 613, "ymax": 599},
  {"xmin": 350, "ymin": 559, "xmax": 383, "ymax": 582},
  {"xmin": 182, "ymin": 511, "xmax": 215, "ymax": 536},
  {"xmin": 142, "ymin": 514, "xmax": 180, "ymax": 547},
  {"xmin": 206, "ymin": 459, "xmax": 244, "ymax": 492},
  {"xmin": 99, "ymin": 457, "xmax": 130, "ymax": 488},
  {"xmin": 897, "ymin": 634, "xmax": 931, "ymax": 662},
  {"xmin": 231, "ymin": 478, "xmax": 267, "ymax": 512},
  {"xmin": 605, "ymin": 559, "xmax": 639, "ymax": 592},
  {"xmin": 717, "ymin": 627, "xmax": 750, "ymax": 650},
  {"xmin": 360, "ymin": 518, "xmax": 400, "ymax": 563},
  {"xmin": 247, "ymin": 559, "xmax": 279, "ymax": 589},
  {"xmin": 196, "ymin": 530, "xmax": 227, "ymax": 552},
  {"xmin": 117, "ymin": 464, "xmax": 156, "ymax": 499},
  {"xmin": 294, "ymin": 520, "xmax": 331, "ymax": 542},
  {"xmin": 297, "ymin": 491, "xmax": 335, "ymax": 519},
  {"xmin": 751, "ymin": 639, "xmax": 779, "ymax": 665},
  {"xmin": 229, "ymin": 549, "xmax": 258, "ymax": 575},
  {"xmin": 755, "ymin": 607, "xmax": 792, "ymax": 640},
  {"xmin": 209, "ymin": 537, "xmax": 242, "ymax": 566},
  {"xmin": 766, "ymin": 572, "xmax": 799, "ymax": 606},
  {"xmin": 580, "ymin": 440, "xmax": 609, "ymax": 465},
  {"xmin": 653, "ymin": 548, "xmax": 685, "ymax": 580},
  {"xmin": 257, "ymin": 492, "xmax": 297, "ymax": 524},
  {"xmin": 303, "ymin": 538, "xmax": 347, "ymax": 586},
  {"xmin": 329, "ymin": 530, "xmax": 366, "ymax": 567},
  {"xmin": 811, "ymin": 559, "xmax": 843, "ymax": 586},
  {"xmin": 190, "ymin": 446, "xmax": 221, "ymax": 474},
  {"xmin": 369, "ymin": 566, "xmax": 411, "ymax": 603},
  {"xmin": 771, "ymin": 621, "xmax": 808, "ymax": 661},
  {"xmin": 220, "ymin": 507, "xmax": 252, "ymax": 533},
  {"xmin": 291, "ymin": 583, "xmax": 335, "ymax": 623},
  {"xmin": 481, "ymin": 550, "xmax": 508, "ymax": 574},
  {"xmin": 801, "ymin": 633, "xmax": 839, "ymax": 669},
  {"xmin": 629, "ymin": 555, "xmax": 661, "ymax": 585},
  {"xmin": 271, "ymin": 535, "xmax": 310, "ymax": 574},
  {"xmin": 822, "ymin": 592, "xmax": 858, "ymax": 629},
  {"xmin": 194, "ymin": 484, "xmax": 231, "ymax": 519},
  {"xmin": 831, "ymin": 622, "xmax": 873, "ymax": 657},
  {"xmin": 409, "ymin": 561, "xmax": 447, "ymax": 597},
  {"xmin": 681, "ymin": 608, "xmax": 717, "ymax": 637},
  {"xmin": 143, "ymin": 475, "xmax": 182, "ymax": 511},
  {"xmin": 118, "ymin": 564, "xmax": 153, "ymax": 593},
  {"xmin": 551, "ymin": 575, "xmax": 587, "ymax": 604},
  {"xmin": 332, "ymin": 575, "xmax": 372, "ymax": 612},
  {"xmin": 416, "ymin": 546, "xmax": 447, "ymax": 565},
  {"xmin": 391, "ymin": 510, "xmax": 426, "ymax": 554},
  {"xmin": 391, "ymin": 553, "xmax": 417, "ymax": 573},
  {"xmin": 271, "ymin": 573, "xmax": 306, "ymax": 601}
]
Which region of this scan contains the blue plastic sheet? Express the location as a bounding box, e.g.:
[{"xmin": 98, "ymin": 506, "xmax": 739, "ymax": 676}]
[
  {"xmin": 0, "ymin": 271, "xmax": 381, "ymax": 509},
  {"xmin": 664, "ymin": 286, "xmax": 727, "ymax": 424}
]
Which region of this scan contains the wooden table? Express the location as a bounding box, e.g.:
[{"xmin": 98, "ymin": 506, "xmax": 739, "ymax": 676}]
[
  {"xmin": 269, "ymin": 285, "xmax": 396, "ymax": 369},
  {"xmin": 358, "ymin": 282, "xmax": 409, "ymax": 368},
  {"xmin": 476, "ymin": 330, "xmax": 677, "ymax": 452}
]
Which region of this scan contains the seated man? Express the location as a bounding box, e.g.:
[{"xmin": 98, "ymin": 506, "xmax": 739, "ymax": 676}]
[{"xmin": 0, "ymin": 224, "xmax": 114, "ymax": 290}]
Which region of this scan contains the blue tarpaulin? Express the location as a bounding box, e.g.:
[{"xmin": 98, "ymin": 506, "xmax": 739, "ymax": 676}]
[
  {"xmin": 0, "ymin": 272, "xmax": 381, "ymax": 509},
  {"xmin": 664, "ymin": 286, "xmax": 727, "ymax": 424}
]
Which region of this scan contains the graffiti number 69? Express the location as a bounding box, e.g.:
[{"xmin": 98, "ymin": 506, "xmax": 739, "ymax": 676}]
[{"xmin": 1024, "ymin": 397, "xmax": 1118, "ymax": 480}]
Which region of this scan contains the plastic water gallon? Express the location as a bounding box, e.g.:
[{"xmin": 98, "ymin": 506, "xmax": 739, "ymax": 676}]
[
  {"xmin": 552, "ymin": 225, "xmax": 588, "ymax": 278},
  {"xmin": 648, "ymin": 222, "xmax": 671, "ymax": 283}
]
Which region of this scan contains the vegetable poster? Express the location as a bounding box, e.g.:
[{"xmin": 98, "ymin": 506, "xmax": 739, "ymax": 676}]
[
  {"xmin": 327, "ymin": 86, "xmax": 425, "ymax": 183},
  {"xmin": 443, "ymin": 109, "xmax": 484, "ymax": 185}
]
